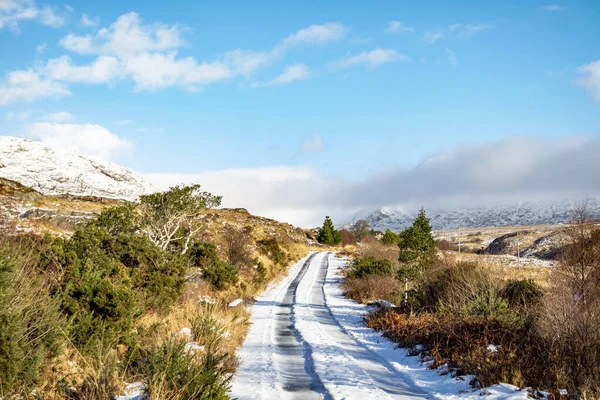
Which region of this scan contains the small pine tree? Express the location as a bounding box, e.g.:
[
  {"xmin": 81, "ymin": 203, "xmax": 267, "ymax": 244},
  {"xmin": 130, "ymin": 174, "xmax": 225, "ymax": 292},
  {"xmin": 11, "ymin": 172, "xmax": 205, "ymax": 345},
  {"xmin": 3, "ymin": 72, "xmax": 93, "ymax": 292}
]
[
  {"xmin": 317, "ymin": 216, "xmax": 342, "ymax": 246},
  {"xmin": 397, "ymin": 207, "xmax": 436, "ymax": 306},
  {"xmin": 381, "ymin": 229, "xmax": 399, "ymax": 246}
]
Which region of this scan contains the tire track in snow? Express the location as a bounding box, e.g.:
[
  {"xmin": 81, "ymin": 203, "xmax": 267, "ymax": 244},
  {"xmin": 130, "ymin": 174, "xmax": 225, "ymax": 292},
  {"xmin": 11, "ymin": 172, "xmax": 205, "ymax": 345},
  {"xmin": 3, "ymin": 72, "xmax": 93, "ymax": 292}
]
[
  {"xmin": 273, "ymin": 252, "xmax": 330, "ymax": 399},
  {"xmin": 295, "ymin": 253, "xmax": 425, "ymax": 399}
]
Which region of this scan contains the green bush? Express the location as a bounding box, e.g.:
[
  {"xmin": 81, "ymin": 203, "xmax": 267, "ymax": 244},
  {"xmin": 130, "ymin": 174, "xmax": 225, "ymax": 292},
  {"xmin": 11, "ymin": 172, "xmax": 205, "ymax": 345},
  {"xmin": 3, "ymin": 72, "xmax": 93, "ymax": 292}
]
[
  {"xmin": 501, "ymin": 279, "xmax": 543, "ymax": 307},
  {"xmin": 0, "ymin": 237, "xmax": 64, "ymax": 395},
  {"xmin": 254, "ymin": 260, "xmax": 267, "ymax": 284},
  {"xmin": 188, "ymin": 241, "xmax": 220, "ymax": 268},
  {"xmin": 41, "ymin": 205, "xmax": 188, "ymax": 350},
  {"xmin": 256, "ymin": 238, "xmax": 287, "ymax": 266},
  {"xmin": 381, "ymin": 229, "xmax": 399, "ymax": 246},
  {"xmin": 202, "ymin": 260, "xmax": 238, "ymax": 290},
  {"xmin": 346, "ymin": 258, "xmax": 394, "ymax": 279},
  {"xmin": 145, "ymin": 340, "xmax": 230, "ymax": 400}
]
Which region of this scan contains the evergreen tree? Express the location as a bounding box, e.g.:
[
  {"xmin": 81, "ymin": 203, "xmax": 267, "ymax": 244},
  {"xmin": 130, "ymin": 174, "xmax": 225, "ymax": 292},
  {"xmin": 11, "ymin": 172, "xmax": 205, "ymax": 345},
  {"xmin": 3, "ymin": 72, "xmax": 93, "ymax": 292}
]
[
  {"xmin": 317, "ymin": 216, "xmax": 342, "ymax": 246},
  {"xmin": 397, "ymin": 207, "xmax": 436, "ymax": 305},
  {"xmin": 381, "ymin": 229, "xmax": 399, "ymax": 246}
]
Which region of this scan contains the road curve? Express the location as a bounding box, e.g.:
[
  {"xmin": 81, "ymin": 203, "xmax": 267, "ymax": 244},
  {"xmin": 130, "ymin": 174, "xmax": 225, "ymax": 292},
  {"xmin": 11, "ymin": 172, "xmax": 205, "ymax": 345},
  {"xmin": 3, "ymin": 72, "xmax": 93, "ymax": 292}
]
[{"xmin": 230, "ymin": 252, "xmax": 425, "ymax": 400}]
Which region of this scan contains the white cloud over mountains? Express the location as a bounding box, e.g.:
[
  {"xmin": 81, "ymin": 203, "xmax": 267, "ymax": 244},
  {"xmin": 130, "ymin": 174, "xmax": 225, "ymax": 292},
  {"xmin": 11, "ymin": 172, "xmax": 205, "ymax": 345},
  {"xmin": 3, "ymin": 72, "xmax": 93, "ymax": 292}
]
[
  {"xmin": 0, "ymin": 13, "xmax": 348, "ymax": 104},
  {"xmin": 145, "ymin": 135, "xmax": 600, "ymax": 227}
]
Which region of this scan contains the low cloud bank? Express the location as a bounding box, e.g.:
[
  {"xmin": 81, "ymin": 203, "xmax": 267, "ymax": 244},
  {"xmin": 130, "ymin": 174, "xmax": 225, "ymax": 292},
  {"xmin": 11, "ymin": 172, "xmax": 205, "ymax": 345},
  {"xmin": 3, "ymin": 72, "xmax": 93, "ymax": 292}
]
[{"xmin": 145, "ymin": 135, "xmax": 600, "ymax": 227}]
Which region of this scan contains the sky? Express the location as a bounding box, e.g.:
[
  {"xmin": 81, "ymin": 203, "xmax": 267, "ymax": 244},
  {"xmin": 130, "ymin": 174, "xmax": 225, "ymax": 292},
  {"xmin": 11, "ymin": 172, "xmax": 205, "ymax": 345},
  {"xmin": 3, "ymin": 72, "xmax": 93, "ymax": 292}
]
[{"xmin": 1, "ymin": 0, "xmax": 599, "ymax": 227}]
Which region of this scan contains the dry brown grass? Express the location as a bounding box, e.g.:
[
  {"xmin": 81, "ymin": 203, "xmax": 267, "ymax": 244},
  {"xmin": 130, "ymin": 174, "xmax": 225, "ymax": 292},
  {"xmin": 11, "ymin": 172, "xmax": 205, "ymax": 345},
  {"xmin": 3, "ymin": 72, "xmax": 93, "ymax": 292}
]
[{"xmin": 342, "ymin": 275, "xmax": 401, "ymax": 304}]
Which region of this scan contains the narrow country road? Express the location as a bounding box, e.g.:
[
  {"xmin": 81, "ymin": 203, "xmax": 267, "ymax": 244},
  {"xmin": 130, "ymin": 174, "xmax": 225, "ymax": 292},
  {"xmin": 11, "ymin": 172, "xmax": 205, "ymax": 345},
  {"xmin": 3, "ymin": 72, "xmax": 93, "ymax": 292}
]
[{"xmin": 230, "ymin": 252, "xmax": 426, "ymax": 400}]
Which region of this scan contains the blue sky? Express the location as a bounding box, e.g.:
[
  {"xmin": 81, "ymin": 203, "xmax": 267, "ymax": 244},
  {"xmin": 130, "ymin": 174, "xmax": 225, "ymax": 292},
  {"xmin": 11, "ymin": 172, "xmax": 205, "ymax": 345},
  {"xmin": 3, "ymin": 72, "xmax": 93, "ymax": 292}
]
[{"xmin": 1, "ymin": 0, "xmax": 599, "ymax": 226}]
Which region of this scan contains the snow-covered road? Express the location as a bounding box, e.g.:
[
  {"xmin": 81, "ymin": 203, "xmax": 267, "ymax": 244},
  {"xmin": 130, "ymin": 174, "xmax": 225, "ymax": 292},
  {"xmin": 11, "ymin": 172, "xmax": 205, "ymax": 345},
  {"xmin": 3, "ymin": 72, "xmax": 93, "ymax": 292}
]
[{"xmin": 230, "ymin": 252, "xmax": 529, "ymax": 400}]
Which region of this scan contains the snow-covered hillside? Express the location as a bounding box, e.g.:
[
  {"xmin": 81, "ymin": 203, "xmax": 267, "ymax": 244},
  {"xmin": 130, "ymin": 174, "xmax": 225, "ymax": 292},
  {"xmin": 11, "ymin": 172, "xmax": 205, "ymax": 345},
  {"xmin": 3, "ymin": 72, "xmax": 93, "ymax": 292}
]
[
  {"xmin": 348, "ymin": 200, "xmax": 600, "ymax": 232},
  {"xmin": 0, "ymin": 136, "xmax": 154, "ymax": 201}
]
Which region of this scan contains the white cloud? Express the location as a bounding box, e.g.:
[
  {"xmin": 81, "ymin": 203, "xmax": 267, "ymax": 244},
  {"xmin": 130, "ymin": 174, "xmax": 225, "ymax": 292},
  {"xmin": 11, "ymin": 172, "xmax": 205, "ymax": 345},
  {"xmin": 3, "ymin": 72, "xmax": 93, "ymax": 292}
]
[
  {"xmin": 45, "ymin": 111, "xmax": 72, "ymax": 122},
  {"xmin": 448, "ymin": 23, "xmax": 461, "ymax": 32},
  {"xmin": 541, "ymin": 5, "xmax": 564, "ymax": 11},
  {"xmin": 332, "ymin": 48, "xmax": 409, "ymax": 69},
  {"xmin": 1, "ymin": 15, "xmax": 346, "ymax": 104},
  {"xmin": 447, "ymin": 23, "xmax": 492, "ymax": 38},
  {"xmin": 79, "ymin": 13, "xmax": 99, "ymax": 27},
  {"xmin": 60, "ymin": 12, "xmax": 186, "ymax": 56},
  {"xmin": 278, "ymin": 23, "xmax": 346, "ymax": 50},
  {"xmin": 36, "ymin": 43, "xmax": 47, "ymax": 55},
  {"xmin": 145, "ymin": 166, "xmax": 330, "ymax": 227},
  {"xmin": 576, "ymin": 60, "xmax": 600, "ymax": 101},
  {"xmin": 268, "ymin": 64, "xmax": 310, "ymax": 85},
  {"xmin": 144, "ymin": 135, "xmax": 600, "ymax": 227},
  {"xmin": 0, "ymin": 70, "xmax": 70, "ymax": 105},
  {"xmin": 43, "ymin": 55, "xmax": 124, "ymax": 84},
  {"xmin": 0, "ymin": 0, "xmax": 66, "ymax": 31},
  {"xmin": 26, "ymin": 121, "xmax": 132, "ymax": 159},
  {"xmin": 460, "ymin": 24, "xmax": 492, "ymax": 37},
  {"xmin": 301, "ymin": 133, "xmax": 322, "ymax": 152},
  {"xmin": 423, "ymin": 29, "xmax": 443, "ymax": 44},
  {"xmin": 386, "ymin": 21, "xmax": 414, "ymax": 34},
  {"xmin": 445, "ymin": 48, "xmax": 458, "ymax": 66},
  {"xmin": 222, "ymin": 49, "xmax": 272, "ymax": 76}
]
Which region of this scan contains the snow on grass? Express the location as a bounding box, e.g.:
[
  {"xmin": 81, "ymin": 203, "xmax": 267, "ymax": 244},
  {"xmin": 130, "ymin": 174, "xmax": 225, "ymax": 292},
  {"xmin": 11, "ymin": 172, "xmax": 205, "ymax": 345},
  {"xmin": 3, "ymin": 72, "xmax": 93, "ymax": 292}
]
[{"xmin": 324, "ymin": 254, "xmax": 530, "ymax": 400}]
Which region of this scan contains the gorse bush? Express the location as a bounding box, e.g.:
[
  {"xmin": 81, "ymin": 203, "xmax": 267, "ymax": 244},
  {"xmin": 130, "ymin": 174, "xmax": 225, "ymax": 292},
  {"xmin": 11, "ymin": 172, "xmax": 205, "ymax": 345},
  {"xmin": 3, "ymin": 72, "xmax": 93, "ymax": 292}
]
[
  {"xmin": 145, "ymin": 340, "xmax": 230, "ymax": 400},
  {"xmin": 188, "ymin": 240, "xmax": 239, "ymax": 290},
  {"xmin": 0, "ymin": 185, "xmax": 237, "ymax": 398},
  {"xmin": 381, "ymin": 229, "xmax": 398, "ymax": 246},
  {"xmin": 202, "ymin": 260, "xmax": 239, "ymax": 290},
  {"xmin": 45, "ymin": 205, "xmax": 188, "ymax": 349},
  {"xmin": 346, "ymin": 258, "xmax": 394, "ymax": 279},
  {"xmin": 0, "ymin": 236, "xmax": 64, "ymax": 395},
  {"xmin": 254, "ymin": 260, "xmax": 267, "ymax": 284},
  {"xmin": 501, "ymin": 279, "xmax": 543, "ymax": 308},
  {"xmin": 256, "ymin": 238, "xmax": 287, "ymax": 266}
]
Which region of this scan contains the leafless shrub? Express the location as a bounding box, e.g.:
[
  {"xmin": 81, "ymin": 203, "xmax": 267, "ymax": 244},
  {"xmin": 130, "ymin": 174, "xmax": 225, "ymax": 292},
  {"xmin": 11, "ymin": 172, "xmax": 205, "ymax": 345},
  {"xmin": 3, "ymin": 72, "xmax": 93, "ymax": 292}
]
[
  {"xmin": 223, "ymin": 225, "xmax": 253, "ymax": 268},
  {"xmin": 539, "ymin": 200, "xmax": 600, "ymax": 394},
  {"xmin": 339, "ymin": 229, "xmax": 356, "ymax": 246},
  {"xmin": 357, "ymin": 241, "xmax": 400, "ymax": 266}
]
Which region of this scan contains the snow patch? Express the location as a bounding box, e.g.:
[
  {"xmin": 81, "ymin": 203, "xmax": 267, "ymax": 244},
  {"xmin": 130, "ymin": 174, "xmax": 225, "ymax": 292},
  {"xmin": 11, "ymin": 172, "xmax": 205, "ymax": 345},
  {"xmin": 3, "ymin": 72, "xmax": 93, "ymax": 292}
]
[{"xmin": 0, "ymin": 136, "xmax": 154, "ymax": 201}]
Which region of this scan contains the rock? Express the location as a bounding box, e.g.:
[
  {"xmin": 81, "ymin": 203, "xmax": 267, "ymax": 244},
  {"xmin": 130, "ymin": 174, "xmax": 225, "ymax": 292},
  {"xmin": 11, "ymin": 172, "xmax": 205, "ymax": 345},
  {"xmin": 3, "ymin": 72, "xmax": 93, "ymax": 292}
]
[
  {"xmin": 173, "ymin": 327, "xmax": 193, "ymax": 340},
  {"xmin": 228, "ymin": 298, "xmax": 243, "ymax": 307},
  {"xmin": 114, "ymin": 381, "xmax": 148, "ymax": 400},
  {"xmin": 184, "ymin": 342, "xmax": 205, "ymax": 355}
]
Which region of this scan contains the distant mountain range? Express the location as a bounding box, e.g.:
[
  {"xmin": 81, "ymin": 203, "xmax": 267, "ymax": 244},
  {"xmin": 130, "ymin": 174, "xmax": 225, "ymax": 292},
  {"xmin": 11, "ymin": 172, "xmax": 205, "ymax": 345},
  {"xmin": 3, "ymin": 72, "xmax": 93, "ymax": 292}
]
[
  {"xmin": 0, "ymin": 136, "xmax": 154, "ymax": 201},
  {"xmin": 346, "ymin": 200, "xmax": 600, "ymax": 232}
]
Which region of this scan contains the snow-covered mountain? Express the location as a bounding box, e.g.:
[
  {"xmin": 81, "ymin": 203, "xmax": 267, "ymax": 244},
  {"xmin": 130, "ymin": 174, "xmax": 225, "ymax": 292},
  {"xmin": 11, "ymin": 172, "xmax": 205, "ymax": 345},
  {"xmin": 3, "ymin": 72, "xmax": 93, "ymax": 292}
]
[
  {"xmin": 0, "ymin": 136, "xmax": 154, "ymax": 201},
  {"xmin": 347, "ymin": 200, "xmax": 600, "ymax": 232}
]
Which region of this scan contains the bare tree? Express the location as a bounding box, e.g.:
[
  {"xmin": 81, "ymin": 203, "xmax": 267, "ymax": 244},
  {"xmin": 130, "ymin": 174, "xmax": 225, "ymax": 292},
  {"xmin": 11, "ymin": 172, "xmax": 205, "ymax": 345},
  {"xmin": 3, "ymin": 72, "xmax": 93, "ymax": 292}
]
[
  {"xmin": 351, "ymin": 219, "xmax": 371, "ymax": 242},
  {"xmin": 139, "ymin": 184, "xmax": 222, "ymax": 255},
  {"xmin": 540, "ymin": 200, "xmax": 600, "ymax": 391},
  {"xmin": 340, "ymin": 229, "xmax": 357, "ymax": 247}
]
